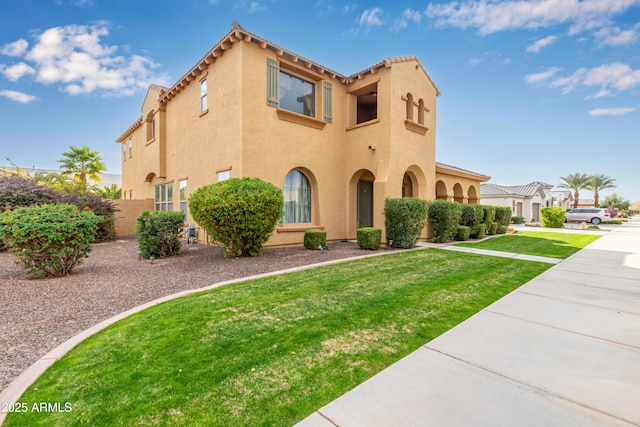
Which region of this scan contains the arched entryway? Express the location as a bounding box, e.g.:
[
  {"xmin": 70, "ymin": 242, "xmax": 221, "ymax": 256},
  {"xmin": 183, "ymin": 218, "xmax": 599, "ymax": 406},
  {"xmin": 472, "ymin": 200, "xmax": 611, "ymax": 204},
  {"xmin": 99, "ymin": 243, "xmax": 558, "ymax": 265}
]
[
  {"xmin": 436, "ymin": 180, "xmax": 448, "ymax": 200},
  {"xmin": 453, "ymin": 183, "xmax": 464, "ymax": 203},
  {"xmin": 402, "ymin": 173, "xmax": 414, "ymax": 197},
  {"xmin": 468, "ymin": 185, "xmax": 479, "ymax": 204},
  {"xmin": 349, "ymin": 170, "xmax": 376, "ymax": 237}
]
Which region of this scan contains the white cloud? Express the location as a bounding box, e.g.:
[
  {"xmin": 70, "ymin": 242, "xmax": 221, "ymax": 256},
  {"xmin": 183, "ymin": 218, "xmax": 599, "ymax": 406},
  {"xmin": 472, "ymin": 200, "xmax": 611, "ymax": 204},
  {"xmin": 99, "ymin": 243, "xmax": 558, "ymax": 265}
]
[
  {"xmin": 0, "ymin": 89, "xmax": 37, "ymax": 103},
  {"xmin": 248, "ymin": 2, "xmax": 266, "ymax": 13},
  {"xmin": 359, "ymin": 7, "xmax": 384, "ymax": 26},
  {"xmin": 525, "ymin": 67, "xmax": 563, "ymax": 84},
  {"xmin": 526, "ymin": 35, "xmax": 558, "ymax": 52},
  {"xmin": 589, "ymin": 106, "xmax": 635, "ymax": 115},
  {"xmin": 425, "ymin": 0, "xmax": 640, "ymax": 35},
  {"xmin": 1, "ymin": 39, "xmax": 29, "ymax": 57},
  {"xmin": 391, "ymin": 8, "xmax": 423, "ymax": 32},
  {"xmin": 3, "ymin": 23, "xmax": 169, "ymax": 96},
  {"xmin": 593, "ymin": 24, "xmax": 640, "ymax": 46},
  {"xmin": 529, "ymin": 62, "xmax": 640, "ymax": 97},
  {"xmin": 2, "ymin": 62, "xmax": 36, "ymax": 81}
]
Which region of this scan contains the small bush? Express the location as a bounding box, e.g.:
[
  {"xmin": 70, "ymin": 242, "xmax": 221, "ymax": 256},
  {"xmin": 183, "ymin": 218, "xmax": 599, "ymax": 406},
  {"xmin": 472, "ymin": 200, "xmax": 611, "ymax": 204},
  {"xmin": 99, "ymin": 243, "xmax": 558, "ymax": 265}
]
[
  {"xmin": 496, "ymin": 224, "xmax": 509, "ymax": 234},
  {"xmin": 481, "ymin": 205, "xmax": 496, "ymax": 228},
  {"xmin": 136, "ymin": 210, "xmax": 185, "ymax": 259},
  {"xmin": 540, "ymin": 207, "xmax": 565, "ymax": 228},
  {"xmin": 384, "ymin": 198, "xmax": 429, "ymax": 248},
  {"xmin": 58, "ymin": 193, "xmax": 117, "ymax": 242},
  {"xmin": 471, "ymin": 223, "xmax": 486, "ymax": 239},
  {"xmin": 429, "ymin": 200, "xmax": 463, "ymax": 243},
  {"xmin": 587, "ymin": 225, "xmax": 600, "ymax": 230},
  {"xmin": 0, "ymin": 203, "xmax": 101, "ymax": 278},
  {"xmin": 604, "ymin": 219, "xmax": 623, "ymax": 225},
  {"xmin": 460, "ymin": 204, "xmax": 484, "ymax": 238},
  {"xmin": 486, "ymin": 222, "xmax": 498, "ymax": 235},
  {"xmin": 304, "ymin": 229, "xmax": 327, "ymax": 250},
  {"xmin": 357, "ymin": 227, "xmax": 381, "ymax": 250},
  {"xmin": 453, "ymin": 225, "xmax": 470, "ymax": 241},
  {"xmin": 493, "ymin": 206, "xmax": 512, "ymax": 228},
  {"xmin": 511, "ymin": 216, "xmax": 524, "ymax": 224},
  {"xmin": 189, "ymin": 178, "xmax": 284, "ymax": 257}
]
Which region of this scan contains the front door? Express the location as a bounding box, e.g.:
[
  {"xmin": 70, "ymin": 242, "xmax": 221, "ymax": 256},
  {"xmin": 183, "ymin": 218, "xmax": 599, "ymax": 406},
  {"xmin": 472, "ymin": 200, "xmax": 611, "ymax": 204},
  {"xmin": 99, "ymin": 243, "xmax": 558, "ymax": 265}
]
[
  {"xmin": 358, "ymin": 180, "xmax": 374, "ymax": 228},
  {"xmin": 532, "ymin": 203, "xmax": 541, "ymax": 222}
]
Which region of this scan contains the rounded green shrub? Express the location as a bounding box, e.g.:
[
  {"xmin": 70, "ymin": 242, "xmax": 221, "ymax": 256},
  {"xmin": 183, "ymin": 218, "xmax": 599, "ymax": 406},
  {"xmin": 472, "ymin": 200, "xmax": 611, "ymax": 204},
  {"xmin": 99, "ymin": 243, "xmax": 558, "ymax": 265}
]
[
  {"xmin": 540, "ymin": 207, "xmax": 565, "ymax": 228},
  {"xmin": 481, "ymin": 205, "xmax": 496, "ymax": 228},
  {"xmin": 460, "ymin": 204, "xmax": 484, "ymax": 239},
  {"xmin": 136, "ymin": 210, "xmax": 185, "ymax": 259},
  {"xmin": 0, "ymin": 203, "xmax": 101, "ymax": 278},
  {"xmin": 486, "ymin": 222, "xmax": 498, "ymax": 235},
  {"xmin": 357, "ymin": 227, "xmax": 381, "ymax": 250},
  {"xmin": 384, "ymin": 197, "xmax": 429, "ymax": 248},
  {"xmin": 453, "ymin": 225, "xmax": 470, "ymax": 241},
  {"xmin": 304, "ymin": 229, "xmax": 327, "ymax": 250},
  {"xmin": 428, "ymin": 200, "xmax": 462, "ymax": 243},
  {"xmin": 511, "ymin": 216, "xmax": 524, "ymax": 224},
  {"xmin": 493, "ymin": 206, "xmax": 512, "ymax": 229},
  {"xmin": 473, "ymin": 223, "xmax": 486, "ymax": 239},
  {"xmin": 189, "ymin": 177, "xmax": 284, "ymax": 257}
]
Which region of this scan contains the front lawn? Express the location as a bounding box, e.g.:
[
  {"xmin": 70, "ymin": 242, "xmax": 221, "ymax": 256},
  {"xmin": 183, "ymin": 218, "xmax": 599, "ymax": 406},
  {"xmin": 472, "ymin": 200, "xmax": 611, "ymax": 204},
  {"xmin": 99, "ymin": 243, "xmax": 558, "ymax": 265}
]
[
  {"xmin": 6, "ymin": 249, "xmax": 550, "ymax": 426},
  {"xmin": 457, "ymin": 231, "xmax": 600, "ymax": 259}
]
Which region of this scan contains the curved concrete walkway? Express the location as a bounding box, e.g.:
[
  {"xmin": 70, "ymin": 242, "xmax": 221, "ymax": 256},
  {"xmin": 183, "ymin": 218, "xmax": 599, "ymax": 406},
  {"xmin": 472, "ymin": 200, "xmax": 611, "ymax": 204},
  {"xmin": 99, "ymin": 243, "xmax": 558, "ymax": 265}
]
[{"xmin": 297, "ymin": 219, "xmax": 640, "ymax": 426}]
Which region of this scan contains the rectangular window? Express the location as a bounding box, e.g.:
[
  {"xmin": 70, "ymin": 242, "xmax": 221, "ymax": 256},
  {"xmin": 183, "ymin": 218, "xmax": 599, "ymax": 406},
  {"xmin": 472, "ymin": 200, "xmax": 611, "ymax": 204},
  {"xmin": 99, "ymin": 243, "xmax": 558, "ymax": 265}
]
[
  {"xmin": 122, "ymin": 143, "xmax": 126, "ymax": 162},
  {"xmin": 179, "ymin": 179, "xmax": 188, "ymax": 218},
  {"xmin": 350, "ymin": 83, "xmax": 378, "ymax": 125},
  {"xmin": 217, "ymin": 170, "xmax": 230, "ymax": 182},
  {"xmin": 200, "ymin": 78, "xmax": 208, "ymax": 112},
  {"xmin": 279, "ymin": 70, "xmax": 315, "ymax": 117},
  {"xmin": 154, "ymin": 183, "xmax": 174, "ymax": 211},
  {"xmin": 151, "ymin": 119, "xmax": 156, "ymax": 139},
  {"xmin": 128, "ymin": 139, "xmax": 132, "ymax": 157}
]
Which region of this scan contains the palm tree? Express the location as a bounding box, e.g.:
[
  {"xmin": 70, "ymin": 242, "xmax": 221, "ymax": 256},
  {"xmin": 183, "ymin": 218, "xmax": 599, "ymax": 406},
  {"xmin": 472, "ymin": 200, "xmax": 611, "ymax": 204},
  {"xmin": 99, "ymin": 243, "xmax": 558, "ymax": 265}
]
[
  {"xmin": 58, "ymin": 146, "xmax": 106, "ymax": 195},
  {"xmin": 559, "ymin": 173, "xmax": 590, "ymax": 209},
  {"xmin": 94, "ymin": 184, "xmax": 122, "ymax": 199},
  {"xmin": 586, "ymin": 174, "xmax": 616, "ymax": 207}
]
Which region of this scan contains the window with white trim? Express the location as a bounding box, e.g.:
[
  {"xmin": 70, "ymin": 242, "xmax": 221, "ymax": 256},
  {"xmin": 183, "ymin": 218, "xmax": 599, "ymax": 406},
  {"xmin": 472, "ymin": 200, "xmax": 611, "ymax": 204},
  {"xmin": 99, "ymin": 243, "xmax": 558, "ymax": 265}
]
[
  {"xmin": 217, "ymin": 170, "xmax": 230, "ymax": 182},
  {"xmin": 179, "ymin": 179, "xmax": 188, "ymax": 217},
  {"xmin": 200, "ymin": 78, "xmax": 208, "ymax": 112},
  {"xmin": 154, "ymin": 183, "xmax": 173, "ymax": 211}
]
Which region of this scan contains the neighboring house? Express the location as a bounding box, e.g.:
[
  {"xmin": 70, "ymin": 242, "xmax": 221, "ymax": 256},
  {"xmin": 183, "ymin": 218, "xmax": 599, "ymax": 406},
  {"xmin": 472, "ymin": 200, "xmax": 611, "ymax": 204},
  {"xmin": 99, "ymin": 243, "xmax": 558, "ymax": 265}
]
[
  {"xmin": 117, "ymin": 23, "xmax": 489, "ymax": 246},
  {"xmin": 546, "ymin": 190, "xmax": 573, "ymax": 210},
  {"xmin": 480, "ymin": 182, "xmax": 548, "ymax": 222},
  {"xmin": 578, "ymin": 199, "xmax": 596, "ymax": 208}
]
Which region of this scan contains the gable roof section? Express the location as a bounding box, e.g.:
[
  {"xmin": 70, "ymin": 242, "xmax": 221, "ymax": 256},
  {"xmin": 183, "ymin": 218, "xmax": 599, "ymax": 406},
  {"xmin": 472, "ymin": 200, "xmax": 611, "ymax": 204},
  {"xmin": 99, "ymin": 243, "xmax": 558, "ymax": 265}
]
[
  {"xmin": 481, "ymin": 182, "xmax": 547, "ymax": 198},
  {"xmin": 436, "ymin": 162, "xmax": 490, "ymax": 182}
]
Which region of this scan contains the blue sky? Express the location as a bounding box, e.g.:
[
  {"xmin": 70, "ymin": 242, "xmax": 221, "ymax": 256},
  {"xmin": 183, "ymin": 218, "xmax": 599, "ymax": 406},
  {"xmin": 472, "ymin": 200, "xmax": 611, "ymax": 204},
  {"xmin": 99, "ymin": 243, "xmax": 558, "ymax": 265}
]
[{"xmin": 1, "ymin": 0, "xmax": 639, "ymax": 203}]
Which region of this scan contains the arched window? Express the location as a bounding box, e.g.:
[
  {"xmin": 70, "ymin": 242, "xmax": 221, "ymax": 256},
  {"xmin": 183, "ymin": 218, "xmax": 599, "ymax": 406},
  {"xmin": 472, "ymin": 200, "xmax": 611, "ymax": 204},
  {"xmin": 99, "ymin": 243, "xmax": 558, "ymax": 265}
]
[
  {"xmin": 406, "ymin": 93, "xmax": 414, "ymax": 121},
  {"xmin": 418, "ymin": 99, "xmax": 425, "ymax": 125},
  {"xmin": 282, "ymin": 170, "xmax": 312, "ymax": 224}
]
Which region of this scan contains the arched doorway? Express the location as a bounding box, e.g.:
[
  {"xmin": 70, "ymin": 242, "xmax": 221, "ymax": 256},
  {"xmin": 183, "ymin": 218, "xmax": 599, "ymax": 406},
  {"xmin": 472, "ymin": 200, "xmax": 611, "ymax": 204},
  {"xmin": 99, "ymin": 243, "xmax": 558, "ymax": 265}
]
[
  {"xmin": 436, "ymin": 180, "xmax": 448, "ymax": 200},
  {"xmin": 468, "ymin": 185, "xmax": 479, "ymax": 204},
  {"xmin": 402, "ymin": 173, "xmax": 414, "ymax": 197},
  {"xmin": 453, "ymin": 183, "xmax": 464, "ymax": 203}
]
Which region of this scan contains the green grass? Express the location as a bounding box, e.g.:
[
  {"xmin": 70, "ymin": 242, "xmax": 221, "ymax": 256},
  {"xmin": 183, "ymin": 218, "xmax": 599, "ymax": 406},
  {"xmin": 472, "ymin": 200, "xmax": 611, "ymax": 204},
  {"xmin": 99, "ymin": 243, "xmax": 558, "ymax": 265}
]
[
  {"xmin": 457, "ymin": 231, "xmax": 600, "ymax": 259},
  {"xmin": 6, "ymin": 249, "xmax": 550, "ymax": 427}
]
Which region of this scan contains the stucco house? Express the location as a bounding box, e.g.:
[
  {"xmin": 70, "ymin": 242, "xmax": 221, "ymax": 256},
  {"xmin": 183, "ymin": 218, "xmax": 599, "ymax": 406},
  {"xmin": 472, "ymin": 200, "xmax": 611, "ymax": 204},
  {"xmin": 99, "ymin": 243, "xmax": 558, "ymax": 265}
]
[
  {"xmin": 117, "ymin": 23, "xmax": 489, "ymax": 245},
  {"xmin": 480, "ymin": 182, "xmax": 548, "ymax": 222}
]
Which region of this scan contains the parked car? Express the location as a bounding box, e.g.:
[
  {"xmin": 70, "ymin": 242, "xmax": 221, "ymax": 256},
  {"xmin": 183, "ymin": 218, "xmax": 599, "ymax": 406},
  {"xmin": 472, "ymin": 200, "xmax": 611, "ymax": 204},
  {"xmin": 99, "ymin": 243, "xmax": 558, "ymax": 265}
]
[{"xmin": 564, "ymin": 208, "xmax": 610, "ymax": 225}]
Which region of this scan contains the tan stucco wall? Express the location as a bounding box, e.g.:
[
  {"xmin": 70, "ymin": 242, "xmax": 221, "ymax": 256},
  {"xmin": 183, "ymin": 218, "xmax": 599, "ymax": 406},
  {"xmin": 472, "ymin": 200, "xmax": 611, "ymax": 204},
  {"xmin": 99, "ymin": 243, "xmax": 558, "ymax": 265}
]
[
  {"xmin": 435, "ymin": 172, "xmax": 482, "ymax": 204},
  {"xmin": 118, "ymin": 33, "xmax": 486, "ymax": 246},
  {"xmin": 112, "ymin": 199, "xmax": 154, "ymax": 236}
]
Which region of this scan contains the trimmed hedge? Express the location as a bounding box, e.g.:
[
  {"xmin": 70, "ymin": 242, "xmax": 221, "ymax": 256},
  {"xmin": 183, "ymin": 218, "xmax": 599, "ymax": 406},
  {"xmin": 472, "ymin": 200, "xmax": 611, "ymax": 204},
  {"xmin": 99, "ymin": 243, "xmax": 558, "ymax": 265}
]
[
  {"xmin": 136, "ymin": 210, "xmax": 185, "ymax": 259},
  {"xmin": 486, "ymin": 222, "xmax": 498, "ymax": 235},
  {"xmin": 429, "ymin": 200, "xmax": 463, "ymax": 243},
  {"xmin": 384, "ymin": 198, "xmax": 429, "ymax": 248},
  {"xmin": 0, "ymin": 203, "xmax": 101, "ymax": 278},
  {"xmin": 460, "ymin": 204, "xmax": 484, "ymax": 239},
  {"xmin": 540, "ymin": 207, "xmax": 565, "ymax": 228},
  {"xmin": 357, "ymin": 227, "xmax": 381, "ymax": 250},
  {"xmin": 511, "ymin": 216, "xmax": 524, "ymax": 224},
  {"xmin": 493, "ymin": 206, "xmax": 512, "ymax": 234},
  {"xmin": 304, "ymin": 229, "xmax": 327, "ymax": 250},
  {"xmin": 189, "ymin": 178, "xmax": 284, "ymax": 257},
  {"xmin": 453, "ymin": 225, "xmax": 470, "ymax": 241},
  {"xmin": 473, "ymin": 223, "xmax": 487, "ymax": 239}
]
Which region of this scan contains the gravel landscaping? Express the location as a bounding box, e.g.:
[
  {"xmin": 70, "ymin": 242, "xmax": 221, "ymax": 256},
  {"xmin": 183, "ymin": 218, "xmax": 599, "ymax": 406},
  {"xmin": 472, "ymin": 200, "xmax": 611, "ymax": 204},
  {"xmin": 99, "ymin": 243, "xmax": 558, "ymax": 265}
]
[{"xmin": 0, "ymin": 237, "xmax": 391, "ymax": 392}]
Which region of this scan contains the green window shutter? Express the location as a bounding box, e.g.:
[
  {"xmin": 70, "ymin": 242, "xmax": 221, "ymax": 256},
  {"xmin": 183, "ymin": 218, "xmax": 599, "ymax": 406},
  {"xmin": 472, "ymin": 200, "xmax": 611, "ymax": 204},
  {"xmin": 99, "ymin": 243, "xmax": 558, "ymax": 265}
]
[
  {"xmin": 323, "ymin": 81, "xmax": 332, "ymax": 123},
  {"xmin": 267, "ymin": 58, "xmax": 280, "ymax": 108}
]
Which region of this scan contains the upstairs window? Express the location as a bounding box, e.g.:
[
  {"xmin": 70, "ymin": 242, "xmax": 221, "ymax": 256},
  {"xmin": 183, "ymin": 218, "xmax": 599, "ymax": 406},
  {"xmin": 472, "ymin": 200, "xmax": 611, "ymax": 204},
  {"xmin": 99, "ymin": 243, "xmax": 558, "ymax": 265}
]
[
  {"xmin": 280, "ymin": 70, "xmax": 315, "ymax": 117},
  {"xmin": 349, "ymin": 83, "xmax": 378, "ymax": 125},
  {"xmin": 200, "ymin": 78, "xmax": 208, "ymax": 112},
  {"xmin": 122, "ymin": 143, "xmax": 126, "ymax": 162},
  {"xmin": 128, "ymin": 138, "xmax": 132, "ymax": 157}
]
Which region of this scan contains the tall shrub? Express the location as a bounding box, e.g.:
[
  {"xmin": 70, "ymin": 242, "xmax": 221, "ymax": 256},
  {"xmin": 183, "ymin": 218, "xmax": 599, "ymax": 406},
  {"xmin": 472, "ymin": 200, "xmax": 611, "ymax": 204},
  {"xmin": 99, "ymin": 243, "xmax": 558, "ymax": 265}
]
[
  {"xmin": 384, "ymin": 197, "xmax": 429, "ymax": 248},
  {"xmin": 493, "ymin": 206, "xmax": 512, "ymax": 234},
  {"xmin": 136, "ymin": 210, "xmax": 185, "ymax": 259},
  {"xmin": 189, "ymin": 177, "xmax": 283, "ymax": 257},
  {"xmin": 0, "ymin": 203, "xmax": 101, "ymax": 278},
  {"xmin": 541, "ymin": 207, "xmax": 565, "ymax": 228},
  {"xmin": 460, "ymin": 204, "xmax": 484, "ymax": 238},
  {"xmin": 58, "ymin": 193, "xmax": 117, "ymax": 242},
  {"xmin": 429, "ymin": 200, "xmax": 463, "ymax": 243}
]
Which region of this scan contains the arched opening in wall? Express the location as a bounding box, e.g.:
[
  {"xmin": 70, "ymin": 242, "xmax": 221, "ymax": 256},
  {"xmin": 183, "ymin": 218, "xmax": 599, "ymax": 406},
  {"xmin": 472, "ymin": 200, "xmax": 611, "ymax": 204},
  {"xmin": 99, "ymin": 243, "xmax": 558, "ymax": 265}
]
[
  {"xmin": 406, "ymin": 93, "xmax": 414, "ymax": 121},
  {"xmin": 453, "ymin": 183, "xmax": 464, "ymax": 203},
  {"xmin": 282, "ymin": 169, "xmax": 313, "ymax": 225},
  {"xmin": 468, "ymin": 185, "xmax": 479, "ymax": 204},
  {"xmin": 436, "ymin": 180, "xmax": 448, "ymax": 200},
  {"xmin": 145, "ymin": 111, "xmax": 156, "ymax": 142},
  {"xmin": 144, "ymin": 172, "xmax": 156, "ymax": 183},
  {"xmin": 418, "ymin": 99, "xmax": 425, "ymax": 125},
  {"xmin": 349, "ymin": 169, "xmax": 376, "ymax": 235},
  {"xmin": 402, "ymin": 173, "xmax": 414, "ymax": 197}
]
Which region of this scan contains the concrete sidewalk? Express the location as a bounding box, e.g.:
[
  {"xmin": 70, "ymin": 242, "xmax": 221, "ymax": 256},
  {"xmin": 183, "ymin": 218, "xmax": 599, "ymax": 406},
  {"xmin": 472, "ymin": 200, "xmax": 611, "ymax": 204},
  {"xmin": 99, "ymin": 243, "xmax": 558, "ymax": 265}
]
[{"xmin": 297, "ymin": 219, "xmax": 640, "ymax": 426}]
